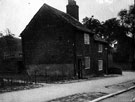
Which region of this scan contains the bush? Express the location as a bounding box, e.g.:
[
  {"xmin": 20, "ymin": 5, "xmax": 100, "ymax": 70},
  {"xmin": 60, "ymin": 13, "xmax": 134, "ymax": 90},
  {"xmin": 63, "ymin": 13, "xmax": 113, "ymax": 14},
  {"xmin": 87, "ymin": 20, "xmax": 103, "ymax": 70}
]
[
  {"xmin": 0, "ymin": 78, "xmax": 4, "ymax": 87},
  {"xmin": 108, "ymin": 67, "xmax": 122, "ymax": 75}
]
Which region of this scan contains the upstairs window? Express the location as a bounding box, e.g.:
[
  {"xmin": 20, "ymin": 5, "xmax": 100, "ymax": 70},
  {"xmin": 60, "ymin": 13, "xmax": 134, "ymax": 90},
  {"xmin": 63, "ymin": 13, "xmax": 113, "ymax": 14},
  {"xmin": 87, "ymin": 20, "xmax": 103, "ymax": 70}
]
[
  {"xmin": 98, "ymin": 44, "xmax": 103, "ymax": 53},
  {"xmin": 84, "ymin": 57, "xmax": 90, "ymax": 69},
  {"xmin": 84, "ymin": 33, "xmax": 90, "ymax": 45}
]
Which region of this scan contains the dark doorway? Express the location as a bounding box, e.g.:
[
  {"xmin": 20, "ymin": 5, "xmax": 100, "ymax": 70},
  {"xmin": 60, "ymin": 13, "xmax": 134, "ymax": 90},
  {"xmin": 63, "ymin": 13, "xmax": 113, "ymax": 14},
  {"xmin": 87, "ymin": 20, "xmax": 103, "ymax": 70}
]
[
  {"xmin": 78, "ymin": 59, "xmax": 83, "ymax": 79},
  {"xmin": 17, "ymin": 61, "xmax": 24, "ymax": 73}
]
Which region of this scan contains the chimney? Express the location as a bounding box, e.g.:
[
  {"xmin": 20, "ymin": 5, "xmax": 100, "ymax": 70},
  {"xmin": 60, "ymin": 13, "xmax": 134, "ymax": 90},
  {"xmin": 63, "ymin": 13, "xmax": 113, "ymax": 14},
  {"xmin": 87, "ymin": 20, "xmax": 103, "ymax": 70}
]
[{"xmin": 66, "ymin": 0, "xmax": 79, "ymax": 20}]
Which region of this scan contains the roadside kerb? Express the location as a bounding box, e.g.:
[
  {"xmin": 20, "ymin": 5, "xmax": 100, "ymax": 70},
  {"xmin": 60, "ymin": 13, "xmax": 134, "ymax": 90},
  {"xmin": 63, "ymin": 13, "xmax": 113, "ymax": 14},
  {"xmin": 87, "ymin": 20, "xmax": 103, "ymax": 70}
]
[{"xmin": 89, "ymin": 85, "xmax": 135, "ymax": 102}]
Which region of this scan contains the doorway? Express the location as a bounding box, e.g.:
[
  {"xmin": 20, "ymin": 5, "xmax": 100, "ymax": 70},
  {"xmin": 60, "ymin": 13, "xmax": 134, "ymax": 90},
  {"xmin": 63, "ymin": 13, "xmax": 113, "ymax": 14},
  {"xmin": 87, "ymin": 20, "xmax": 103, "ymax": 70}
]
[{"xmin": 77, "ymin": 59, "xmax": 83, "ymax": 79}]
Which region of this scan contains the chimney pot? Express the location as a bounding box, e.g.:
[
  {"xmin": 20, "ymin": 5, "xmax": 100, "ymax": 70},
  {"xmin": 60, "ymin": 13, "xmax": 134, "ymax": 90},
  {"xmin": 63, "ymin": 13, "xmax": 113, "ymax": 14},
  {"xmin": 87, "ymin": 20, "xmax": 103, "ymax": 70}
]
[{"xmin": 68, "ymin": 0, "xmax": 76, "ymax": 5}]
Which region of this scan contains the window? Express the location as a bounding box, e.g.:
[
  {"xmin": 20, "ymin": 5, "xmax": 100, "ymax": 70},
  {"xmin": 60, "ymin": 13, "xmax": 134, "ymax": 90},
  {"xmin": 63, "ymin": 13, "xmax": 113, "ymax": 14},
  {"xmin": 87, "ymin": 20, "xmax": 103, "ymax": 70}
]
[
  {"xmin": 84, "ymin": 57, "xmax": 90, "ymax": 69},
  {"xmin": 84, "ymin": 33, "xmax": 90, "ymax": 44},
  {"xmin": 98, "ymin": 60, "xmax": 103, "ymax": 71},
  {"xmin": 98, "ymin": 44, "xmax": 103, "ymax": 53}
]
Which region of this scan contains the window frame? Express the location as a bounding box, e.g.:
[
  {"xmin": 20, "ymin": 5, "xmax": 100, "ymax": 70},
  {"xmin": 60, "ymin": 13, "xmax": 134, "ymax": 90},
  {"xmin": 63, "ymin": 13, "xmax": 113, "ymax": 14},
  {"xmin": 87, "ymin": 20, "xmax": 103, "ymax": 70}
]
[
  {"xmin": 98, "ymin": 44, "xmax": 103, "ymax": 53},
  {"xmin": 84, "ymin": 57, "xmax": 90, "ymax": 69},
  {"xmin": 98, "ymin": 60, "xmax": 103, "ymax": 71},
  {"xmin": 84, "ymin": 33, "xmax": 90, "ymax": 45}
]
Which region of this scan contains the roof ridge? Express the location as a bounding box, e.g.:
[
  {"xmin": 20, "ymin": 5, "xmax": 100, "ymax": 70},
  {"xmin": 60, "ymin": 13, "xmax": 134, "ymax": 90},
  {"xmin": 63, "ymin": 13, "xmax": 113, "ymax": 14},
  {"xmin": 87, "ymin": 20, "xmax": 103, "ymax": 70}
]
[{"xmin": 20, "ymin": 3, "xmax": 92, "ymax": 36}]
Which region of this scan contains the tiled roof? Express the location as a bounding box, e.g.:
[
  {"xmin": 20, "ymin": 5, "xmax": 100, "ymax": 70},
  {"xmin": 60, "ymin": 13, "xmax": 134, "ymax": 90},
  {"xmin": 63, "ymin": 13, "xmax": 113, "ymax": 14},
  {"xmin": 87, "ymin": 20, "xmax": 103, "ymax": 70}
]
[{"xmin": 21, "ymin": 3, "xmax": 92, "ymax": 36}]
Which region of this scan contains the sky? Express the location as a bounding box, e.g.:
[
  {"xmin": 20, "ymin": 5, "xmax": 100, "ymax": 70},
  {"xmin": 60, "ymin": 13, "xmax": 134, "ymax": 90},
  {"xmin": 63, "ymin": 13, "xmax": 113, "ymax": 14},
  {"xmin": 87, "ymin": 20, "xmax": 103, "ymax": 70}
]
[{"xmin": 0, "ymin": 0, "xmax": 134, "ymax": 37}]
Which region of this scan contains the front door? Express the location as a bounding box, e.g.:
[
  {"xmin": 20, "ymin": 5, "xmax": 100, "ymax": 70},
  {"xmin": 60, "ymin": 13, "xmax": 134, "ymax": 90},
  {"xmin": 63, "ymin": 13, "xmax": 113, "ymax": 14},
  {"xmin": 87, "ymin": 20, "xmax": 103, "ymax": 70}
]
[{"xmin": 78, "ymin": 59, "xmax": 83, "ymax": 79}]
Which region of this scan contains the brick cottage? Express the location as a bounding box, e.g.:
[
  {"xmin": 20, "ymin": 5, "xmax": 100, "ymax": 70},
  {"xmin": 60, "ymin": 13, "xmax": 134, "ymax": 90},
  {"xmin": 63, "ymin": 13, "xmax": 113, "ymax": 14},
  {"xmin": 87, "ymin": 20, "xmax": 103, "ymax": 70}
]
[{"xmin": 20, "ymin": 0, "xmax": 108, "ymax": 79}]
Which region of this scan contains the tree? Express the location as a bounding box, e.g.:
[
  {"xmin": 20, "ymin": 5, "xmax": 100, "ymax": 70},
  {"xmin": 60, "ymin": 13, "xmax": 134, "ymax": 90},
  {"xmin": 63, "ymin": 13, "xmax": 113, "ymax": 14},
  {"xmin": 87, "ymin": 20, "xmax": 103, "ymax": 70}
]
[
  {"xmin": 83, "ymin": 16, "xmax": 104, "ymax": 37},
  {"xmin": 103, "ymin": 18, "xmax": 120, "ymax": 40},
  {"xmin": 103, "ymin": 17, "xmax": 133, "ymax": 63},
  {"xmin": 5, "ymin": 28, "xmax": 15, "ymax": 37},
  {"xmin": 0, "ymin": 29, "xmax": 21, "ymax": 58},
  {"xmin": 82, "ymin": 17, "xmax": 89, "ymax": 24},
  {"xmin": 103, "ymin": 17, "xmax": 130, "ymax": 42},
  {"xmin": 118, "ymin": 4, "xmax": 135, "ymax": 69},
  {"xmin": 83, "ymin": 14, "xmax": 133, "ymax": 63}
]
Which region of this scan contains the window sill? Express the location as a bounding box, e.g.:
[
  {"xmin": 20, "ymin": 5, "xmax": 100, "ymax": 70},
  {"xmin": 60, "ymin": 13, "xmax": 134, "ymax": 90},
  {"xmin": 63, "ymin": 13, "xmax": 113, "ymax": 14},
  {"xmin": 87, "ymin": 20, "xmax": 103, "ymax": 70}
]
[
  {"xmin": 84, "ymin": 44, "xmax": 90, "ymax": 45},
  {"xmin": 85, "ymin": 67, "xmax": 90, "ymax": 69}
]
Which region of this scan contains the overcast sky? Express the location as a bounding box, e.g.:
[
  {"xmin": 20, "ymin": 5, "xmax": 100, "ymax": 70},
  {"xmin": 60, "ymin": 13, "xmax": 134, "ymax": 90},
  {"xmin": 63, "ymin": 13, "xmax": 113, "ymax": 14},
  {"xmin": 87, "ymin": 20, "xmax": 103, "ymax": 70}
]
[{"xmin": 0, "ymin": 0, "xmax": 134, "ymax": 37}]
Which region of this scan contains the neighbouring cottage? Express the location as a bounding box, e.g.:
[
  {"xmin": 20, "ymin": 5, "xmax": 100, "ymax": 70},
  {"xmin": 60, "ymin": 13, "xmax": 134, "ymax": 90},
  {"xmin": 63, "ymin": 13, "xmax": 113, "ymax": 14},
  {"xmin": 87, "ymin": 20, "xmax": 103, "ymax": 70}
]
[
  {"xmin": 20, "ymin": 0, "xmax": 108, "ymax": 79},
  {"xmin": 92, "ymin": 35, "xmax": 108, "ymax": 75}
]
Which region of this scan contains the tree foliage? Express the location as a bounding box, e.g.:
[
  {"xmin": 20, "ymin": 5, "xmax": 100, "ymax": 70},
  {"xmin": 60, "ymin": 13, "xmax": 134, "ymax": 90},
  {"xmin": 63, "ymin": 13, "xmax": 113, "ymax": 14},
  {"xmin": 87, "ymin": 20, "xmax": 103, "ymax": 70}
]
[
  {"xmin": 118, "ymin": 4, "xmax": 135, "ymax": 68},
  {"xmin": 82, "ymin": 4, "xmax": 135, "ymax": 63},
  {"xmin": 83, "ymin": 16, "xmax": 104, "ymax": 37},
  {"xmin": 118, "ymin": 5, "xmax": 135, "ymax": 36},
  {"xmin": 0, "ymin": 29, "xmax": 21, "ymax": 60}
]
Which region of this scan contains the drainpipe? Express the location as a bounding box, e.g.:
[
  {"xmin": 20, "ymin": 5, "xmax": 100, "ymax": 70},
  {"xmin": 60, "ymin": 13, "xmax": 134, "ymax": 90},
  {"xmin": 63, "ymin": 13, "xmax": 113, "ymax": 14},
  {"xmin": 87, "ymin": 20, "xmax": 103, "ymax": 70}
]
[{"xmin": 73, "ymin": 33, "xmax": 77, "ymax": 77}]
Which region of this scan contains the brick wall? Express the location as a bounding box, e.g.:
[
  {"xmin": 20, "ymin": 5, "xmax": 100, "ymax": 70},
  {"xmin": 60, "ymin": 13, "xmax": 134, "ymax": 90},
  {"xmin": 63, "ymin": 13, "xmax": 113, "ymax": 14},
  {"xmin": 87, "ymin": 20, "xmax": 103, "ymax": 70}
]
[
  {"xmin": 22, "ymin": 21, "xmax": 79, "ymax": 78},
  {"xmin": 90, "ymin": 38, "xmax": 107, "ymax": 75}
]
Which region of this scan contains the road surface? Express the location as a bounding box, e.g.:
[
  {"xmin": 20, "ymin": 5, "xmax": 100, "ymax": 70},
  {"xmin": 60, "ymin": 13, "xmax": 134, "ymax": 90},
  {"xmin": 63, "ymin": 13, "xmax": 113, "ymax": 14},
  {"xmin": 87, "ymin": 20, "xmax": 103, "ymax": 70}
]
[
  {"xmin": 0, "ymin": 71, "xmax": 135, "ymax": 102},
  {"xmin": 100, "ymin": 89, "xmax": 135, "ymax": 102}
]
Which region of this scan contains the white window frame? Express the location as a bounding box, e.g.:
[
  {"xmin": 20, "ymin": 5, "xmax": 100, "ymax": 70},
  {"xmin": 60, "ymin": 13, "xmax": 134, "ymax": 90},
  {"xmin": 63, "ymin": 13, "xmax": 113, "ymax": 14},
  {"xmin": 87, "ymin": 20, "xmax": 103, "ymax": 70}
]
[
  {"xmin": 98, "ymin": 44, "xmax": 103, "ymax": 53},
  {"xmin": 84, "ymin": 57, "xmax": 90, "ymax": 69},
  {"xmin": 98, "ymin": 60, "xmax": 103, "ymax": 71},
  {"xmin": 84, "ymin": 33, "xmax": 90, "ymax": 45}
]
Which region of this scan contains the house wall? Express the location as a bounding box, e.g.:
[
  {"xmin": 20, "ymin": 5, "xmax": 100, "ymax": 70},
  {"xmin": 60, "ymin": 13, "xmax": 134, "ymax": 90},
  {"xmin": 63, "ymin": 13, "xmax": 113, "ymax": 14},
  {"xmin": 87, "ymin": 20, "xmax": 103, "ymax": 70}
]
[
  {"xmin": 22, "ymin": 27, "xmax": 97, "ymax": 78},
  {"xmin": 75, "ymin": 32, "xmax": 84, "ymax": 77},
  {"xmin": 75, "ymin": 32, "xmax": 94, "ymax": 78},
  {"xmin": 22, "ymin": 28, "xmax": 107, "ymax": 78},
  {"xmin": 22, "ymin": 21, "xmax": 77, "ymax": 77},
  {"xmin": 73, "ymin": 32, "xmax": 108, "ymax": 77},
  {"xmin": 90, "ymin": 38, "xmax": 107, "ymax": 75},
  {"xmin": 26, "ymin": 64, "xmax": 74, "ymax": 77}
]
